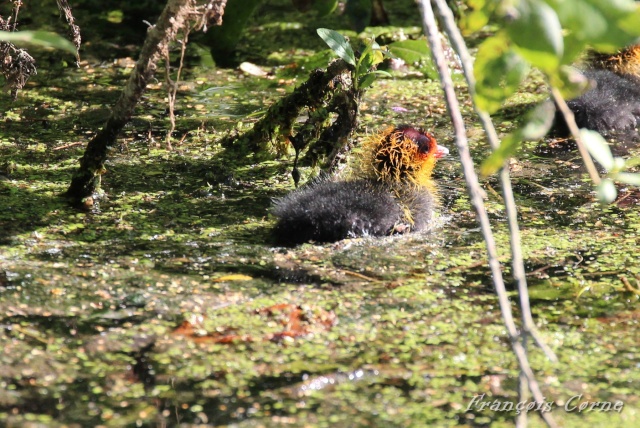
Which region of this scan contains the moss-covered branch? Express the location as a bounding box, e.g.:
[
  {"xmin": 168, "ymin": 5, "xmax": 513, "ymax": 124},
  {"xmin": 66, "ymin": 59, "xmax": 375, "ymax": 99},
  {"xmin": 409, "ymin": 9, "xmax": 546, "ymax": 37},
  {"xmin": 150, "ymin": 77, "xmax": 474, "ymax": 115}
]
[
  {"xmin": 65, "ymin": 0, "xmax": 226, "ymax": 203},
  {"xmin": 223, "ymin": 59, "xmax": 359, "ymax": 161}
]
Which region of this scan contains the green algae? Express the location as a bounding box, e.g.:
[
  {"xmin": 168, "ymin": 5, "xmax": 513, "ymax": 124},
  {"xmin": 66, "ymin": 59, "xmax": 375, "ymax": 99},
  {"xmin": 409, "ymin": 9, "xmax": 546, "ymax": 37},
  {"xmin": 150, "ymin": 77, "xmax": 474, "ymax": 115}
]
[{"xmin": 1, "ymin": 0, "xmax": 640, "ymax": 426}]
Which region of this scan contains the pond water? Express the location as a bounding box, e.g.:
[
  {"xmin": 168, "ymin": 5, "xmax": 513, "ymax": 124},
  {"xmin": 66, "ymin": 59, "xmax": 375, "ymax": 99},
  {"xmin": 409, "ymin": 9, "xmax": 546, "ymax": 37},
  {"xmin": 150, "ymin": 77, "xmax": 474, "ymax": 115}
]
[{"xmin": 0, "ymin": 1, "xmax": 639, "ymax": 426}]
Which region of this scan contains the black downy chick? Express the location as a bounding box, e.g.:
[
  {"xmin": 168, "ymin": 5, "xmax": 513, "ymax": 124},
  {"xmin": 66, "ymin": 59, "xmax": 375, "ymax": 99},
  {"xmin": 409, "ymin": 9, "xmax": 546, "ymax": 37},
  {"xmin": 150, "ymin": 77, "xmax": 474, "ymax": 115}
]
[
  {"xmin": 272, "ymin": 125, "xmax": 448, "ymax": 246},
  {"xmin": 555, "ymin": 45, "xmax": 640, "ymax": 141}
]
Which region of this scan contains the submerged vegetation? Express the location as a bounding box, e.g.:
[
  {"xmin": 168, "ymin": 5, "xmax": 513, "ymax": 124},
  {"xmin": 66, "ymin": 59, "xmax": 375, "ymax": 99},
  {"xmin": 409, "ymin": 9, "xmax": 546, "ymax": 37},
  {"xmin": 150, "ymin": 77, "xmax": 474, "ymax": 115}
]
[{"xmin": 1, "ymin": 0, "xmax": 639, "ymax": 426}]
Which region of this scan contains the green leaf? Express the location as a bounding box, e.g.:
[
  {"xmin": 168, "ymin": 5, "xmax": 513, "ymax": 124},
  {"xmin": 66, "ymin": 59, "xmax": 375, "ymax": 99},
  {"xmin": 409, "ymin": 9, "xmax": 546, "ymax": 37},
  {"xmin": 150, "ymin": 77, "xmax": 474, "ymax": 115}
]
[
  {"xmin": 388, "ymin": 39, "xmax": 439, "ymax": 79},
  {"xmin": 353, "ymin": 38, "xmax": 388, "ymax": 89},
  {"xmin": 358, "ymin": 72, "xmax": 377, "ymax": 89},
  {"xmin": 519, "ymin": 101, "xmax": 556, "ymax": 140},
  {"xmin": 480, "ymin": 133, "xmax": 523, "ymax": 177},
  {"xmin": 550, "ymin": 0, "xmax": 640, "ymax": 53},
  {"xmin": 370, "ymin": 69, "xmax": 392, "ymax": 78},
  {"xmin": 317, "ymin": 28, "xmax": 356, "ymax": 66},
  {"xmin": 418, "ymin": 61, "xmax": 440, "ymax": 81},
  {"xmin": 356, "ymin": 40, "xmax": 381, "ymax": 74},
  {"xmin": 388, "ymin": 39, "xmax": 431, "ymax": 64},
  {"xmin": 615, "ymin": 172, "xmax": 640, "ymax": 187},
  {"xmin": 459, "ymin": 0, "xmax": 497, "ymax": 35},
  {"xmin": 618, "ymin": 7, "xmax": 640, "ymax": 38},
  {"xmin": 507, "ymin": 0, "xmax": 563, "ymax": 72},
  {"xmin": 560, "ymin": 33, "xmax": 589, "ymax": 66},
  {"xmin": 358, "ymin": 70, "xmax": 390, "ymax": 89},
  {"xmin": 473, "ymin": 34, "xmax": 530, "ymax": 113},
  {"xmin": 596, "ymin": 179, "xmax": 617, "ymax": 204},
  {"xmin": 552, "ymin": 0, "xmax": 608, "ymax": 42},
  {"xmin": 580, "ymin": 129, "xmax": 614, "ymax": 171},
  {"xmin": 550, "ymin": 66, "xmax": 591, "ymax": 99},
  {"xmin": 0, "ymin": 30, "xmax": 76, "ymax": 54}
]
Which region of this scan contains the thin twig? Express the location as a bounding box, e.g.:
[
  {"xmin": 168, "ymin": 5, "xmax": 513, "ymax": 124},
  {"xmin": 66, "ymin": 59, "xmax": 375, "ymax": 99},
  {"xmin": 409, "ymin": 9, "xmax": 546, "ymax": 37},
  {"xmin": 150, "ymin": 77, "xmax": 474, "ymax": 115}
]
[
  {"xmin": 620, "ymin": 276, "xmax": 640, "ymax": 295},
  {"xmin": 53, "ymin": 141, "xmax": 85, "ymax": 150},
  {"xmin": 431, "ymin": 15, "xmax": 557, "ymax": 428},
  {"xmin": 417, "ymin": 2, "xmax": 557, "ymax": 427},
  {"xmin": 431, "ymin": 0, "xmax": 557, "ymax": 364},
  {"xmin": 11, "ymin": 0, "xmax": 21, "ymax": 31},
  {"xmin": 551, "ymin": 88, "xmax": 601, "ymax": 184},
  {"xmin": 56, "ymin": 0, "xmax": 82, "ymax": 66},
  {"xmin": 165, "ymin": 26, "xmax": 191, "ymax": 150}
]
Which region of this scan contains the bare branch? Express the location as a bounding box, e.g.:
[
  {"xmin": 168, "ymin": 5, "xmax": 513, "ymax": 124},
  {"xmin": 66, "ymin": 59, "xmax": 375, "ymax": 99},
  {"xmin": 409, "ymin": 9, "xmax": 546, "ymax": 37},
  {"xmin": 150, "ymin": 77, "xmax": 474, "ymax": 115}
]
[
  {"xmin": 0, "ymin": 3, "xmax": 37, "ymax": 99},
  {"xmin": 431, "ymin": 0, "xmax": 557, "ymax": 363},
  {"xmin": 551, "ymin": 88, "xmax": 601, "ymax": 184},
  {"xmin": 416, "ymin": 1, "xmax": 558, "ymax": 427},
  {"xmin": 165, "ymin": 27, "xmax": 191, "ymax": 150},
  {"xmin": 66, "ymin": 0, "xmax": 200, "ymax": 200},
  {"xmin": 55, "ymin": 0, "xmax": 81, "ymax": 66}
]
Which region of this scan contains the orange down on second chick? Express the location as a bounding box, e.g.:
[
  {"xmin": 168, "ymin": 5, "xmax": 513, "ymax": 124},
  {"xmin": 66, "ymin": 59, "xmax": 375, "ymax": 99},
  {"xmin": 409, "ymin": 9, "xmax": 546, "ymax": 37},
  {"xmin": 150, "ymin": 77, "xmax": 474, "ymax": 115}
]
[{"xmin": 587, "ymin": 44, "xmax": 640, "ymax": 80}]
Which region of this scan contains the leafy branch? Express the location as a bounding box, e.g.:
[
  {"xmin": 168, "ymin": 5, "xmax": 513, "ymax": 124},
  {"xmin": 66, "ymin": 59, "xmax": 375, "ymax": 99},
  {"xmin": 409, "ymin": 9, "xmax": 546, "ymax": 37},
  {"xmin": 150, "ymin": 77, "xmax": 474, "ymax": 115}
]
[
  {"xmin": 0, "ymin": 30, "xmax": 76, "ymax": 53},
  {"xmin": 417, "ymin": 0, "xmax": 559, "ymax": 426},
  {"xmin": 420, "ymin": 1, "xmax": 640, "ymax": 427},
  {"xmin": 473, "ymin": 0, "xmax": 640, "ymax": 201},
  {"xmin": 317, "ymin": 28, "xmax": 391, "ymax": 90}
]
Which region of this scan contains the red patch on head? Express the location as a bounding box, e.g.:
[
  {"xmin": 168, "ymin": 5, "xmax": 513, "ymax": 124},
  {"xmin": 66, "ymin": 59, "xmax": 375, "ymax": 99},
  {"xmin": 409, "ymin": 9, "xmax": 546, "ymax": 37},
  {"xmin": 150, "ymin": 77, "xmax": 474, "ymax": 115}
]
[{"xmin": 397, "ymin": 125, "xmax": 448, "ymax": 159}]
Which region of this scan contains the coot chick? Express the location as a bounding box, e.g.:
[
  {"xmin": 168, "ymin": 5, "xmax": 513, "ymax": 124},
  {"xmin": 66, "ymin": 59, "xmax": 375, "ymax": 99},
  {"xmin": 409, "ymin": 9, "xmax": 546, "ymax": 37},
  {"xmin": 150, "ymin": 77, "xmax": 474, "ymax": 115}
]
[
  {"xmin": 555, "ymin": 45, "xmax": 640, "ymax": 141},
  {"xmin": 272, "ymin": 125, "xmax": 448, "ymax": 246},
  {"xmin": 556, "ymin": 69, "xmax": 640, "ymax": 136}
]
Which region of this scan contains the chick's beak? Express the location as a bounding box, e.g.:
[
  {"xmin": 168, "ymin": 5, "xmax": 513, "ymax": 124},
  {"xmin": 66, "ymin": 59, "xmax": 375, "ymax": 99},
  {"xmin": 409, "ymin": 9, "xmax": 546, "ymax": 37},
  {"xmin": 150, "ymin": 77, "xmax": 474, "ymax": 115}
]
[{"xmin": 435, "ymin": 144, "xmax": 449, "ymax": 159}]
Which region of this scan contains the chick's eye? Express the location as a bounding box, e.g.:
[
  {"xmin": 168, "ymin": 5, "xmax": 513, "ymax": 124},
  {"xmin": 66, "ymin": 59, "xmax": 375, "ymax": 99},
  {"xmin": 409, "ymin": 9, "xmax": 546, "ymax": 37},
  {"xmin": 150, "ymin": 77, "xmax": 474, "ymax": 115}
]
[
  {"xmin": 399, "ymin": 126, "xmax": 431, "ymax": 152},
  {"xmin": 416, "ymin": 135, "xmax": 433, "ymax": 154}
]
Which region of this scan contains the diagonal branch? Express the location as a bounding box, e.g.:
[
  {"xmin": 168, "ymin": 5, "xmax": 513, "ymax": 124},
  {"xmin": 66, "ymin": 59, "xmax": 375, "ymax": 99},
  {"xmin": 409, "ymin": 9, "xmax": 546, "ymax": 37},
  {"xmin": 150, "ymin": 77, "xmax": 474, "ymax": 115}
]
[
  {"xmin": 55, "ymin": 0, "xmax": 81, "ymax": 66},
  {"xmin": 431, "ymin": 0, "xmax": 557, "ymax": 363},
  {"xmin": 551, "ymin": 88, "xmax": 601, "ymax": 184},
  {"xmin": 416, "ymin": 1, "xmax": 557, "ymax": 427},
  {"xmin": 65, "ymin": 0, "xmax": 226, "ymax": 203}
]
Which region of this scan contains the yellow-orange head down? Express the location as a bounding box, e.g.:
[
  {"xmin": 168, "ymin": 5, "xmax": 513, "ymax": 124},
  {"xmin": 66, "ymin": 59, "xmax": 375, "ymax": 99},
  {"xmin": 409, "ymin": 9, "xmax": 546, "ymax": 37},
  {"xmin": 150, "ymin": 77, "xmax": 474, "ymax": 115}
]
[{"xmin": 356, "ymin": 125, "xmax": 448, "ymax": 193}]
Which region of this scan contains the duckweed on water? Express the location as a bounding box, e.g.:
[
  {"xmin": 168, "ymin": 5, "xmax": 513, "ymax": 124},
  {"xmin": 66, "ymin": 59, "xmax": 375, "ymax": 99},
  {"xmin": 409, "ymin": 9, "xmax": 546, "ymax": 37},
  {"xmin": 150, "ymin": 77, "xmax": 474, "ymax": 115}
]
[{"xmin": 1, "ymin": 0, "xmax": 639, "ymax": 426}]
